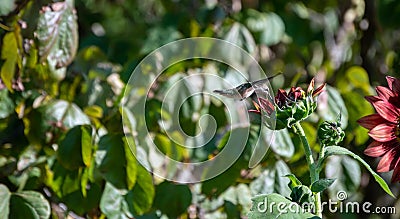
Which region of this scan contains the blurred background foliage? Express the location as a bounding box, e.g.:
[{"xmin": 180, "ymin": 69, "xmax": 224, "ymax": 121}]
[{"xmin": 1, "ymin": 0, "xmax": 400, "ymax": 218}]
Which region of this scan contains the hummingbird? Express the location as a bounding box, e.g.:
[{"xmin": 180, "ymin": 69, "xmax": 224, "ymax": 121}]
[{"xmin": 213, "ymin": 73, "xmax": 281, "ymax": 101}]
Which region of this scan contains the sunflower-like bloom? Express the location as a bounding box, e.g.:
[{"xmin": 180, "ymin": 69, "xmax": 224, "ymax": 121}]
[
  {"xmin": 358, "ymin": 76, "xmax": 400, "ymax": 183},
  {"xmin": 252, "ymin": 78, "xmax": 325, "ymax": 129}
]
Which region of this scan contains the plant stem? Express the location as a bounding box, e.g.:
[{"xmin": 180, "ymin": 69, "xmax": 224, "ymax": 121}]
[{"xmin": 293, "ymin": 122, "xmax": 322, "ymax": 218}]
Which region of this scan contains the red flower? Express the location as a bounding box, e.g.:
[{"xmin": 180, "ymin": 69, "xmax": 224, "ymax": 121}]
[{"xmin": 358, "ymin": 76, "xmax": 400, "ymax": 183}]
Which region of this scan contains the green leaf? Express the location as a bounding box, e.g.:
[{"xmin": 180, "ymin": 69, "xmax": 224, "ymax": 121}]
[
  {"xmin": 125, "ymin": 164, "xmax": 154, "ymax": 215},
  {"xmin": 224, "ymin": 22, "xmax": 256, "ymax": 61},
  {"xmin": 140, "ymin": 26, "xmax": 181, "ymax": 54},
  {"xmin": 100, "ymin": 182, "xmax": 131, "ymax": 219},
  {"xmin": 153, "ymin": 181, "xmax": 192, "ymax": 218},
  {"xmin": 310, "ymin": 178, "xmax": 335, "ymax": 193},
  {"xmin": 245, "ymin": 10, "xmax": 285, "ymax": 46},
  {"xmin": 325, "ymin": 155, "xmax": 360, "ymax": 199},
  {"xmin": 123, "ymin": 137, "xmax": 137, "ymax": 190},
  {"xmin": 0, "ymin": 184, "xmax": 11, "ymax": 218},
  {"xmin": 57, "ymin": 125, "xmax": 92, "ymax": 170},
  {"xmin": 284, "ymin": 174, "xmax": 302, "ymax": 190},
  {"xmin": 0, "ymin": 0, "xmax": 15, "ymax": 16},
  {"xmin": 37, "ymin": 0, "xmax": 78, "ymax": 68},
  {"xmin": 81, "ymin": 125, "xmax": 92, "ymax": 167},
  {"xmin": 248, "ymin": 193, "xmax": 320, "ymax": 219},
  {"xmin": 319, "ymin": 146, "xmax": 394, "ymax": 197},
  {"xmin": 44, "ymin": 100, "xmax": 90, "ymax": 129},
  {"xmin": 201, "ymin": 160, "xmax": 242, "ymax": 196},
  {"xmin": 84, "ymin": 105, "xmax": 104, "ymax": 118},
  {"xmin": 100, "ymin": 165, "xmax": 154, "ymax": 218},
  {"xmin": 224, "ymin": 201, "xmax": 241, "ymax": 219},
  {"xmin": 290, "ymin": 185, "xmax": 314, "ymax": 205},
  {"xmin": 9, "ymin": 191, "xmax": 51, "ymax": 219},
  {"xmin": 1, "ymin": 32, "xmax": 18, "ymax": 91},
  {"xmin": 0, "ymin": 89, "xmax": 14, "ymax": 119},
  {"xmin": 97, "ymin": 134, "xmax": 128, "ymax": 189},
  {"xmin": 62, "ymin": 183, "xmax": 101, "ymax": 215},
  {"xmin": 51, "ymin": 162, "xmax": 80, "ymax": 197},
  {"xmin": 266, "ymin": 128, "xmax": 295, "ymax": 158},
  {"xmin": 250, "ymin": 160, "xmax": 292, "ymax": 197},
  {"xmin": 153, "ymin": 133, "xmax": 186, "ymax": 161}
]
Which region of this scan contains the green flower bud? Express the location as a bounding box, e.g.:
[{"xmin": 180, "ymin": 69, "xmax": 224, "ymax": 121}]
[{"xmin": 317, "ymin": 120, "xmax": 345, "ymax": 146}]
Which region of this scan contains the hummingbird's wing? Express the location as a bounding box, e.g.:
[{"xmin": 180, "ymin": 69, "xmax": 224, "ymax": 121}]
[
  {"xmin": 213, "ymin": 73, "xmax": 280, "ymax": 100},
  {"xmin": 213, "ymin": 82, "xmax": 253, "ymax": 100}
]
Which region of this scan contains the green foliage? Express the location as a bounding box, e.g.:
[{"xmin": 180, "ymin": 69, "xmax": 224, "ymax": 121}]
[
  {"xmin": 318, "ymin": 146, "xmax": 394, "ymax": 197},
  {"xmin": 153, "ymin": 181, "xmax": 192, "ymax": 218},
  {"xmin": 0, "ymin": 0, "xmax": 398, "ymax": 218},
  {"xmin": 37, "ymin": 0, "xmax": 78, "ymax": 68},
  {"xmin": 0, "ymin": 184, "xmax": 51, "ymax": 219},
  {"xmin": 290, "ymin": 185, "xmax": 314, "ymax": 205},
  {"xmin": 310, "ymin": 178, "xmax": 335, "ymax": 193}
]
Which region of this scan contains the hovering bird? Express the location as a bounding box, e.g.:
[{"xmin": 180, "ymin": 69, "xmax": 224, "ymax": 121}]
[{"xmin": 213, "ymin": 73, "xmax": 280, "ymax": 101}]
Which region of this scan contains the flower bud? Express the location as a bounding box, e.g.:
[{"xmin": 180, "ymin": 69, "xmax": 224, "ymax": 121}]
[
  {"xmin": 317, "ymin": 120, "xmax": 345, "ymax": 146},
  {"xmin": 273, "ymin": 78, "xmax": 325, "ymax": 129}
]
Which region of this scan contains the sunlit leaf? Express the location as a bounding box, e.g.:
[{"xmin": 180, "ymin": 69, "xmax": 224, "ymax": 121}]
[
  {"xmin": 100, "ymin": 182, "xmax": 131, "ymax": 219},
  {"xmin": 250, "ymin": 160, "xmax": 291, "ymax": 197},
  {"xmin": 37, "ymin": 0, "xmax": 78, "ymax": 68},
  {"xmin": 266, "ymin": 128, "xmax": 295, "ymax": 158},
  {"xmin": 1, "ymin": 32, "xmax": 18, "ymax": 91},
  {"xmin": 224, "ymin": 22, "xmax": 256, "ymax": 61},
  {"xmin": 125, "ymin": 164, "xmax": 154, "ymax": 215},
  {"xmin": 44, "ymin": 100, "xmax": 90, "ymax": 129},
  {"xmin": 100, "ymin": 165, "xmax": 154, "ymax": 218},
  {"xmin": 51, "ymin": 162, "xmax": 80, "ymax": 197},
  {"xmin": 123, "ymin": 137, "xmax": 137, "ymax": 190},
  {"xmin": 325, "ymin": 155, "xmax": 360, "ymax": 199},
  {"xmin": 0, "ymin": 184, "xmax": 11, "ymax": 218},
  {"xmin": 0, "ymin": 89, "xmax": 14, "ymax": 119},
  {"xmin": 9, "ymin": 191, "xmax": 51, "ymax": 219},
  {"xmin": 0, "ymin": 0, "xmax": 15, "ymax": 16},
  {"xmin": 245, "ymin": 10, "xmax": 285, "ymax": 46},
  {"xmin": 84, "ymin": 105, "xmax": 103, "ymax": 118},
  {"xmin": 284, "ymin": 174, "xmax": 302, "ymax": 190}
]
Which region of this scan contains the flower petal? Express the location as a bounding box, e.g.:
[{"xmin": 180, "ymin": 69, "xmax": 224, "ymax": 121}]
[
  {"xmin": 371, "ymin": 101, "xmax": 400, "ymax": 123},
  {"xmin": 391, "ymin": 162, "xmax": 400, "ymax": 183},
  {"xmin": 307, "ymin": 78, "xmax": 315, "ymax": 95},
  {"xmin": 386, "ymin": 76, "xmax": 400, "ymax": 94},
  {"xmin": 368, "ymin": 123, "xmax": 397, "ymax": 142},
  {"xmin": 275, "ymin": 89, "xmax": 289, "ymax": 108},
  {"xmin": 364, "ymin": 141, "xmax": 391, "ymax": 157},
  {"xmin": 376, "ymin": 86, "xmax": 396, "ymax": 101},
  {"xmin": 357, "ymin": 114, "xmax": 390, "ymax": 130},
  {"xmin": 312, "ymin": 83, "xmax": 326, "ymax": 97},
  {"xmin": 365, "ymin": 95, "xmax": 381, "ymax": 103},
  {"xmin": 258, "ymin": 97, "xmax": 275, "ymax": 115},
  {"xmin": 377, "ymin": 147, "xmax": 398, "ymax": 172}
]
